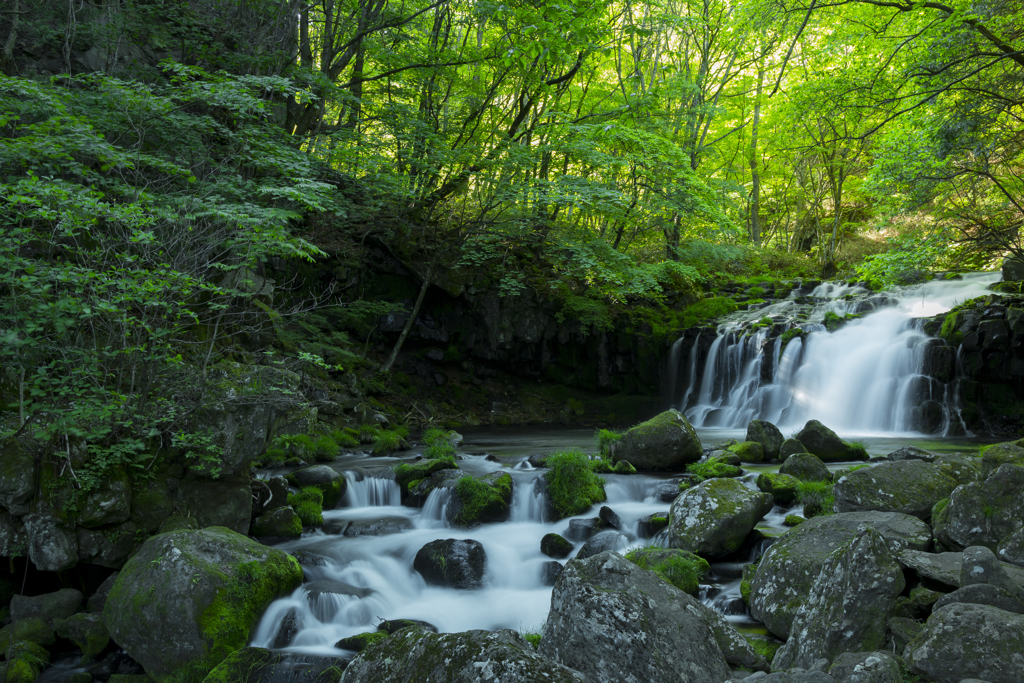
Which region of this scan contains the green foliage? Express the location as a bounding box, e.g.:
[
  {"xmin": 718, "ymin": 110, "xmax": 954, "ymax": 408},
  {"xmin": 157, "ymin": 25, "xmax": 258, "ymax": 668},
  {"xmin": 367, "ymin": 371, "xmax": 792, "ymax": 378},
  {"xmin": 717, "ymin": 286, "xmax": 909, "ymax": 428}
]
[
  {"xmin": 522, "ymin": 633, "xmax": 542, "ymax": 650},
  {"xmin": 543, "ymin": 449, "xmax": 607, "ymax": 520},
  {"xmin": 453, "ymin": 474, "xmax": 511, "ymax": 526},
  {"xmin": 329, "ymin": 429, "xmax": 360, "ymax": 449},
  {"xmin": 287, "ymin": 487, "xmax": 324, "ymax": 526},
  {"xmin": 394, "ymin": 454, "xmax": 458, "ymax": 489},
  {"xmin": 744, "ymin": 636, "xmax": 783, "ymax": 664},
  {"xmin": 855, "ymin": 233, "xmax": 950, "ymax": 289},
  {"xmin": 422, "ymin": 428, "xmax": 458, "ymax": 460},
  {"xmin": 371, "ymin": 429, "xmax": 402, "ymax": 456},
  {"xmin": 595, "ymin": 429, "xmax": 622, "ymax": 456},
  {"xmin": 677, "ymin": 298, "xmax": 739, "ymax": 329},
  {"xmin": 797, "ymin": 481, "xmax": 835, "ymax": 518}
]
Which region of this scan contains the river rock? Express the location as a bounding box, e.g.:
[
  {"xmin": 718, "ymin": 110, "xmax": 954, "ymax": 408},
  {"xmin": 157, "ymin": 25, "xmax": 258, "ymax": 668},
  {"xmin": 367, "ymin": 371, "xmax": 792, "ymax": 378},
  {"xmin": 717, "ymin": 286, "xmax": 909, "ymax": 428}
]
[
  {"xmin": 780, "ymin": 437, "xmax": 810, "ymax": 458},
  {"xmin": 794, "ymin": 420, "xmax": 868, "ymax": 462},
  {"xmin": 251, "ymin": 507, "xmax": 302, "ymax": 544},
  {"xmin": 11, "ymin": 588, "xmax": 82, "ymax": 625},
  {"xmin": 780, "ymin": 452, "xmax": 832, "ymax": 482},
  {"xmin": 342, "ymin": 516, "xmax": 413, "ymax": 537},
  {"xmin": 624, "ymin": 547, "xmax": 710, "ymax": 595},
  {"xmin": 0, "ymin": 437, "xmax": 37, "ymax": 515},
  {"xmin": 904, "ymin": 603, "xmax": 1024, "ymax": 683},
  {"xmin": 598, "ymin": 505, "xmax": 621, "ymax": 530},
  {"xmin": 342, "ymin": 627, "xmax": 587, "ymax": 683},
  {"xmin": 540, "ymin": 533, "xmax": 573, "ymax": 559},
  {"xmin": 932, "ymin": 583, "xmax": 1024, "ymax": 614},
  {"xmin": 774, "ymin": 527, "xmax": 905, "ymax": 670},
  {"xmin": 668, "ymin": 478, "xmax": 773, "ymax": 558},
  {"xmin": 886, "ymin": 446, "xmax": 936, "ymax": 462},
  {"xmin": 727, "ymin": 441, "xmax": 764, "ymax": 463},
  {"xmin": 538, "ymin": 550, "xmax": 732, "ymax": 683},
  {"xmin": 933, "ymin": 464, "xmax": 1024, "ymax": 551},
  {"xmin": 448, "ymin": 471, "xmax": 513, "ymax": 526},
  {"xmin": 24, "ymin": 510, "xmax": 78, "ymax": 572},
  {"xmin": 541, "ymin": 561, "xmax": 564, "ymax": 586},
  {"xmin": 78, "ymin": 468, "xmax": 132, "ymax": 528},
  {"xmin": 565, "ymin": 517, "xmax": 603, "ymax": 542},
  {"xmin": 576, "ymin": 530, "xmax": 622, "ymax": 559},
  {"xmin": 412, "ymin": 539, "xmax": 486, "ymax": 589},
  {"xmin": 102, "ymin": 526, "xmax": 303, "ymax": 680},
  {"xmin": 55, "ymin": 612, "xmax": 109, "ymax": 661},
  {"xmin": 608, "ymin": 409, "xmax": 702, "ymax": 471},
  {"xmin": 750, "ymin": 512, "xmax": 931, "ymax": 639},
  {"xmin": 286, "ymin": 465, "xmax": 346, "ymax": 508},
  {"xmin": 828, "ymin": 651, "xmax": 904, "ymax": 683},
  {"xmin": 961, "ymin": 545, "xmax": 1024, "ymax": 601},
  {"xmin": 637, "ymin": 512, "xmax": 669, "ymax": 539},
  {"xmin": 833, "ymin": 460, "xmax": 958, "ymax": 519},
  {"xmin": 997, "ymin": 525, "xmax": 1024, "ymax": 567},
  {"xmin": 757, "ymin": 472, "xmax": 800, "ymax": 504},
  {"xmin": 747, "ymin": 420, "xmax": 784, "ymax": 460},
  {"xmin": 204, "ymin": 648, "xmax": 344, "ymax": 683}
]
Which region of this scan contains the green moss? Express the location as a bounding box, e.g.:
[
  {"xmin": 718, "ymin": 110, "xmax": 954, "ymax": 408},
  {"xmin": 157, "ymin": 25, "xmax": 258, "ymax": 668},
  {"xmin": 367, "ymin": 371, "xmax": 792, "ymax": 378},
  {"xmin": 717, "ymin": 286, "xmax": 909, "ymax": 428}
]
[
  {"xmin": 677, "ymin": 297, "xmax": 739, "ymax": 328},
  {"xmin": 394, "ymin": 455, "xmax": 458, "ymax": 489},
  {"xmin": 371, "ymin": 429, "xmax": 402, "ymax": 456},
  {"xmin": 287, "ymin": 487, "xmax": 324, "ymax": 527},
  {"xmin": 625, "ymin": 547, "xmax": 709, "ymax": 595},
  {"xmin": 422, "ymin": 428, "xmax": 458, "ymax": 460},
  {"xmin": 686, "ymin": 460, "xmax": 743, "ymax": 482},
  {"xmin": 744, "ymin": 635, "xmax": 782, "ymax": 663},
  {"xmin": 453, "ymin": 474, "xmax": 512, "ymax": 526},
  {"xmin": 595, "ymin": 428, "xmax": 623, "ymax": 456},
  {"xmin": 522, "ymin": 633, "xmax": 541, "ymax": 649},
  {"xmin": 336, "ymin": 631, "xmax": 390, "ymax": 652},
  {"xmin": 543, "ymin": 449, "xmax": 607, "ymax": 520},
  {"xmin": 779, "ymin": 328, "xmax": 803, "ymax": 351},
  {"xmin": 783, "ymin": 514, "xmax": 805, "ymax": 526},
  {"xmin": 797, "ymin": 480, "xmax": 834, "ymax": 518},
  {"xmin": 612, "ymin": 460, "xmax": 637, "ymax": 474}
]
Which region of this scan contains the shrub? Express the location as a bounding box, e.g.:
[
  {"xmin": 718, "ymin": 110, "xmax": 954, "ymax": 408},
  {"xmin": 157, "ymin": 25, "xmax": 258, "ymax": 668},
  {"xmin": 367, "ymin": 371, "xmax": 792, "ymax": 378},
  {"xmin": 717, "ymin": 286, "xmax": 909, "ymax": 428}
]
[
  {"xmin": 522, "ymin": 633, "xmax": 542, "ymax": 649},
  {"xmin": 544, "ymin": 449, "xmax": 606, "ymax": 519},
  {"xmin": 371, "ymin": 429, "xmax": 402, "ymax": 456},
  {"xmin": 595, "ymin": 429, "xmax": 622, "ymax": 456},
  {"xmin": 330, "ymin": 429, "xmax": 360, "ymax": 449}
]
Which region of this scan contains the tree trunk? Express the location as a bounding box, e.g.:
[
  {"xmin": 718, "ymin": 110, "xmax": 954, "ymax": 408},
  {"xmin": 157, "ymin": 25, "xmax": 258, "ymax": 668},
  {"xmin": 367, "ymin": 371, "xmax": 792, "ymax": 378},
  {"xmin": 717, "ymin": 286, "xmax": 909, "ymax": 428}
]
[
  {"xmin": 381, "ymin": 262, "xmax": 434, "ymax": 373},
  {"xmin": 748, "ymin": 64, "xmax": 764, "ymax": 245}
]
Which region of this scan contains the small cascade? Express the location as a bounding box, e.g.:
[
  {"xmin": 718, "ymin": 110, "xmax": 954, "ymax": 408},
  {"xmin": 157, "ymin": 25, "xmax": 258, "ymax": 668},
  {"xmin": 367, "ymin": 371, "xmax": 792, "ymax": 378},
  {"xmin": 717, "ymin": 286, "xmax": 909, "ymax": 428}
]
[
  {"xmin": 510, "ymin": 477, "xmax": 545, "ymax": 523},
  {"xmin": 417, "ymin": 488, "xmax": 453, "ymax": 527},
  {"xmin": 676, "ymin": 272, "xmax": 1000, "ymax": 435},
  {"xmin": 343, "ymin": 474, "xmax": 401, "ymax": 507}
]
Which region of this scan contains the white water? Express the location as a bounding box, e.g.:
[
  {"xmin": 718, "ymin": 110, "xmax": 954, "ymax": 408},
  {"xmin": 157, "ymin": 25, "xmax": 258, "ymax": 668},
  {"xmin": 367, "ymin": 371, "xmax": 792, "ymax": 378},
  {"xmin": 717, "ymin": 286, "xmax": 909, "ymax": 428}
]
[{"xmin": 677, "ymin": 272, "xmax": 1000, "ymax": 435}]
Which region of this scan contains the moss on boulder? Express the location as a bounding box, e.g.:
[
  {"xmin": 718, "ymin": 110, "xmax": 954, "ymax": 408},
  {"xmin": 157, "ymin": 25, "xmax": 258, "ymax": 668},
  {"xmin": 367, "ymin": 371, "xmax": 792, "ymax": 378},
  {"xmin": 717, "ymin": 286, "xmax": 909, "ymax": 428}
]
[
  {"xmin": 285, "ymin": 465, "xmax": 345, "ymax": 509},
  {"xmin": 624, "ymin": 547, "xmax": 710, "ymax": 595},
  {"xmin": 667, "ymin": 478, "xmax": 773, "ymax": 558},
  {"xmin": 727, "ymin": 440, "xmax": 764, "ymax": 463},
  {"xmin": 756, "ymin": 473, "xmax": 800, "ymax": 505},
  {"xmin": 793, "ymin": 420, "xmax": 868, "ymax": 462},
  {"xmin": 609, "ymin": 409, "xmax": 702, "ymax": 471},
  {"xmin": 449, "ymin": 472, "xmax": 512, "ymax": 526},
  {"xmin": 102, "ymin": 526, "xmax": 302, "ymax": 681},
  {"xmin": 250, "ymin": 507, "xmax": 302, "ymax": 544}
]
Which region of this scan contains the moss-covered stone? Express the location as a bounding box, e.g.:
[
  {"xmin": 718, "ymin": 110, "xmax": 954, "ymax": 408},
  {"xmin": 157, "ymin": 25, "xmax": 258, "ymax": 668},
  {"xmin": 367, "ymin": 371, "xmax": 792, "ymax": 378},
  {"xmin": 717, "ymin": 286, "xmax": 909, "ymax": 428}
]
[
  {"xmin": 251, "ymin": 507, "xmax": 302, "ymax": 543},
  {"xmin": 450, "ymin": 472, "xmax": 512, "ymax": 526},
  {"xmin": 335, "ymin": 631, "xmax": 389, "ymax": 652},
  {"xmin": 285, "ymin": 465, "xmax": 346, "ymax": 509},
  {"xmin": 783, "ymin": 514, "xmax": 805, "ymax": 526},
  {"xmin": 668, "ymin": 478, "xmax": 774, "ymax": 558},
  {"xmin": 727, "ymin": 441, "xmax": 764, "ymax": 463},
  {"xmin": 612, "ymin": 460, "xmax": 636, "ymax": 474},
  {"xmin": 0, "ymin": 437, "xmax": 37, "ymax": 515},
  {"xmin": 686, "ymin": 460, "xmax": 743, "ymax": 480},
  {"xmin": 756, "ymin": 472, "xmax": 800, "ymax": 504},
  {"xmin": 543, "ymin": 450, "xmax": 607, "ymax": 520},
  {"xmin": 0, "ymin": 618, "xmax": 55, "ymax": 650},
  {"xmin": 55, "ymin": 612, "xmax": 109, "ymax": 661},
  {"xmin": 833, "ymin": 460, "xmax": 958, "ymax": 520},
  {"xmin": 540, "ymin": 533, "xmax": 573, "ymax": 559},
  {"xmin": 608, "ymin": 409, "xmax": 702, "ymax": 471},
  {"xmin": 102, "ymin": 526, "xmax": 303, "ymax": 681},
  {"xmin": 624, "ymin": 547, "xmax": 710, "ymax": 595},
  {"xmin": 0, "ymin": 641, "xmax": 49, "ymax": 683},
  {"xmin": 201, "ymin": 647, "xmax": 343, "ymax": 683},
  {"xmin": 794, "ymin": 420, "xmax": 869, "ymax": 462},
  {"xmin": 394, "ymin": 456, "xmax": 458, "ymax": 490}
]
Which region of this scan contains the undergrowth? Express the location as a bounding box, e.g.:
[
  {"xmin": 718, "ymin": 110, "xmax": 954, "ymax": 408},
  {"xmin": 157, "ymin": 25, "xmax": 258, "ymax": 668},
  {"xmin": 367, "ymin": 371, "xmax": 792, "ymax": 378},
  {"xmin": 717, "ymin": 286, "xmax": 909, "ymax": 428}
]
[{"xmin": 544, "ymin": 449, "xmax": 606, "ymax": 519}]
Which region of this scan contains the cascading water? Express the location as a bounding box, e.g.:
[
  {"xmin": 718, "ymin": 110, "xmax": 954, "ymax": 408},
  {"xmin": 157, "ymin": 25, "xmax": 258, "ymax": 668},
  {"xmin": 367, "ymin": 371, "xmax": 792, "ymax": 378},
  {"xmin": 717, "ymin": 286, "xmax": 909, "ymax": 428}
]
[{"xmin": 674, "ymin": 272, "xmax": 1001, "ymax": 435}]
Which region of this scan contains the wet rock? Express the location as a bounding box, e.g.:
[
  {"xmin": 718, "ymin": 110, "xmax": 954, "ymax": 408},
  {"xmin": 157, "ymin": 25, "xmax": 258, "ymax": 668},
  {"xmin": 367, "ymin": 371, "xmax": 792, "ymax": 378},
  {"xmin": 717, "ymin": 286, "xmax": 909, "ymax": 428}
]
[
  {"xmin": 897, "ymin": 548, "xmax": 1024, "ymax": 591},
  {"xmin": 598, "ymin": 505, "xmax": 621, "ymax": 530},
  {"xmin": 564, "ymin": 517, "xmax": 603, "ymax": 542},
  {"xmin": 774, "ymin": 527, "xmax": 905, "ymax": 670},
  {"xmin": 448, "ymin": 471, "xmax": 513, "ymax": 526},
  {"xmin": 539, "ymin": 551, "xmax": 732, "ymax": 683},
  {"xmin": 886, "ymin": 446, "xmax": 936, "ymax": 462},
  {"xmin": 272, "ymin": 608, "xmax": 302, "ymax": 648},
  {"xmin": 728, "ymin": 441, "xmax": 765, "ymax": 463},
  {"xmin": 0, "ymin": 437, "xmax": 37, "ymax": 515},
  {"xmin": 828, "ymin": 651, "xmax": 904, "ymax": 683},
  {"xmin": 24, "ymin": 510, "xmax": 78, "ymax": 572},
  {"xmin": 286, "ymin": 465, "xmax": 346, "ymax": 509},
  {"xmin": 904, "ymin": 603, "xmax": 1024, "ymax": 683},
  {"xmin": 780, "ymin": 437, "xmax": 810, "ymax": 459},
  {"xmin": 11, "ymin": 588, "xmax": 82, "ymax": 625},
  {"xmin": 997, "ymin": 525, "xmax": 1024, "ymax": 567},
  {"xmin": 608, "ymin": 409, "xmax": 703, "ymax": 471},
  {"xmin": 655, "ymin": 481, "xmax": 681, "ymax": 503},
  {"xmin": 251, "ymin": 506, "xmax": 302, "ymax": 544},
  {"xmin": 757, "ymin": 472, "xmax": 801, "ymax": 504},
  {"xmin": 794, "ymin": 420, "xmax": 868, "ymax": 462},
  {"xmin": 55, "ymin": 612, "xmax": 109, "ymax": 661},
  {"xmin": 933, "ymin": 464, "xmax": 1024, "ymax": 550},
  {"xmin": 747, "ymin": 420, "xmax": 784, "ymax": 460},
  {"xmin": 344, "ymin": 627, "xmax": 587, "ymax": 683},
  {"xmin": 540, "ymin": 533, "xmax": 573, "ymax": 559},
  {"xmin": 541, "ymin": 561, "xmax": 564, "ymax": 586},
  {"xmin": 345, "ymin": 516, "xmax": 413, "ymax": 537},
  {"xmin": 780, "ymin": 452, "xmax": 832, "ymax": 483},
  {"xmin": 932, "ymin": 583, "xmax": 1024, "ymax": 614},
  {"xmin": 832, "ymin": 460, "xmax": 958, "ymax": 519},
  {"xmin": 750, "ymin": 512, "xmax": 931, "ymax": 639},
  {"xmin": 576, "ymin": 530, "xmax": 621, "ymax": 559},
  {"xmin": 405, "ymin": 468, "xmax": 461, "ymax": 505},
  {"xmin": 305, "ymin": 580, "xmax": 373, "ymax": 602},
  {"xmin": 887, "ymin": 617, "xmax": 923, "ymax": 654},
  {"xmin": 202, "ymin": 648, "xmax": 345, "ymax": 683},
  {"xmin": 413, "ymin": 538, "xmax": 486, "ymax": 589},
  {"xmin": 376, "ymin": 618, "xmax": 437, "ymax": 635},
  {"xmin": 262, "ymin": 476, "xmax": 290, "ymax": 512},
  {"xmin": 668, "ymin": 478, "xmax": 773, "ymax": 558},
  {"xmin": 102, "ymin": 526, "xmax": 303, "ymax": 680},
  {"xmin": 637, "ymin": 512, "xmax": 669, "ymax": 539},
  {"xmin": 292, "ymin": 549, "xmax": 332, "ymax": 568},
  {"xmin": 336, "ymin": 631, "xmax": 388, "ymax": 652}
]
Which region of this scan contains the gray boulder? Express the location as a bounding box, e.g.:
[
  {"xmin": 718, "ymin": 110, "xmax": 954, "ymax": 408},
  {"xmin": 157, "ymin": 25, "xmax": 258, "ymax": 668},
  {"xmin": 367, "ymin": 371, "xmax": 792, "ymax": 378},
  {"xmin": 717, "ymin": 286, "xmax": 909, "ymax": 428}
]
[
  {"xmin": 933, "ymin": 464, "xmax": 1024, "ymax": 551},
  {"xmin": 341, "ymin": 627, "xmax": 586, "ymax": 683},
  {"xmin": 997, "ymin": 525, "xmax": 1024, "ymax": 567},
  {"xmin": 609, "ymin": 409, "xmax": 702, "ymax": 470},
  {"xmin": 77, "ymin": 522, "xmax": 138, "ymax": 568},
  {"xmin": 538, "ymin": 550, "xmax": 736, "ymax": 683},
  {"xmin": 286, "ymin": 465, "xmax": 346, "ymax": 509},
  {"xmin": 780, "ymin": 452, "xmax": 832, "ymax": 483},
  {"xmin": 932, "ymin": 583, "xmax": 1024, "ymax": 614},
  {"xmin": 668, "ymin": 478, "xmax": 773, "ymax": 558},
  {"xmin": 829, "ymin": 651, "xmax": 904, "ymax": 683},
  {"xmin": 102, "ymin": 526, "xmax": 303, "ymax": 680},
  {"xmin": 794, "ymin": 420, "xmax": 868, "ymax": 462},
  {"xmin": 832, "ymin": 460, "xmax": 958, "ymax": 519},
  {"xmin": 0, "ymin": 437, "xmax": 37, "ymax": 515},
  {"xmin": 576, "ymin": 530, "xmax": 623, "ymax": 559},
  {"xmin": 750, "ymin": 512, "xmax": 931, "ymax": 639},
  {"xmin": 897, "ymin": 549, "xmax": 1024, "ymax": 591},
  {"xmin": 11, "ymin": 589, "xmax": 83, "ymax": 625},
  {"xmin": 887, "ymin": 617, "xmax": 923, "ymax": 654},
  {"xmin": 904, "ymin": 603, "xmax": 1024, "ymax": 683},
  {"xmin": 886, "ymin": 446, "xmax": 935, "ymax": 462},
  {"xmin": 413, "ymin": 539, "xmax": 486, "ymax": 589},
  {"xmin": 980, "ymin": 440, "xmax": 1024, "ymax": 476},
  {"xmin": 78, "ymin": 468, "xmax": 132, "ymax": 528},
  {"xmin": 24, "ymin": 510, "xmax": 78, "ymax": 572},
  {"xmin": 251, "ymin": 507, "xmax": 302, "ymax": 544},
  {"xmin": 747, "ymin": 420, "xmax": 785, "ymax": 460},
  {"xmin": 55, "ymin": 612, "xmax": 109, "ymax": 661},
  {"xmin": 961, "ymin": 545, "xmax": 1024, "ymax": 601},
  {"xmin": 774, "ymin": 527, "xmax": 905, "ymax": 670},
  {"xmin": 780, "ymin": 437, "xmax": 810, "ymax": 458}
]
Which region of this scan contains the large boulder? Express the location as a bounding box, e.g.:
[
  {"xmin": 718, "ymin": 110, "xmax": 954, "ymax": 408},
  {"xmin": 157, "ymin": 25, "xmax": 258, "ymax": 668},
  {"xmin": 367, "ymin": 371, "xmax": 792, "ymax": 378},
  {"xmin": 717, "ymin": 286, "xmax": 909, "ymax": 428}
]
[
  {"xmin": 780, "ymin": 452, "xmax": 832, "ymax": 483},
  {"xmin": 904, "ymin": 603, "xmax": 1024, "ymax": 683},
  {"xmin": 980, "ymin": 440, "xmax": 1024, "ymax": 476},
  {"xmin": 179, "ymin": 477, "xmax": 252, "ymax": 535},
  {"xmin": 897, "ymin": 549, "xmax": 1024, "ymax": 592},
  {"xmin": 11, "ymin": 589, "xmax": 82, "ymax": 626},
  {"xmin": 933, "ymin": 464, "xmax": 1024, "ymax": 551},
  {"xmin": 750, "ymin": 512, "xmax": 931, "ymax": 639},
  {"xmin": 747, "ymin": 420, "xmax": 784, "ymax": 460},
  {"xmin": 341, "ymin": 627, "xmax": 586, "ymax": 683},
  {"xmin": 727, "ymin": 441, "xmax": 764, "ymax": 463},
  {"xmin": 794, "ymin": 420, "xmax": 868, "ymax": 462},
  {"xmin": 757, "ymin": 473, "xmax": 800, "ymax": 504},
  {"xmin": 997, "ymin": 525, "xmax": 1024, "ymax": 567},
  {"xmin": 250, "ymin": 507, "xmax": 302, "ymax": 544},
  {"xmin": 0, "ymin": 437, "xmax": 37, "ymax": 515},
  {"xmin": 668, "ymin": 478, "xmax": 773, "ymax": 558},
  {"xmin": 286, "ymin": 465, "xmax": 346, "ymax": 509},
  {"xmin": 102, "ymin": 526, "xmax": 303, "ymax": 680},
  {"xmin": 773, "ymin": 527, "xmax": 905, "ymax": 670},
  {"xmin": 829, "ymin": 651, "xmax": 904, "ymax": 683},
  {"xmin": 833, "ymin": 460, "xmax": 958, "ymax": 519},
  {"xmin": 24, "ymin": 510, "xmax": 78, "ymax": 572},
  {"xmin": 55, "ymin": 612, "xmax": 109, "ymax": 661},
  {"xmin": 412, "ymin": 539, "xmax": 486, "ymax": 589},
  {"xmin": 539, "ymin": 551, "xmax": 744, "ymax": 683},
  {"xmin": 447, "ymin": 472, "xmax": 513, "ymax": 526},
  {"xmin": 609, "ymin": 410, "xmax": 702, "ymax": 470},
  {"xmin": 78, "ymin": 468, "xmax": 132, "ymax": 528}
]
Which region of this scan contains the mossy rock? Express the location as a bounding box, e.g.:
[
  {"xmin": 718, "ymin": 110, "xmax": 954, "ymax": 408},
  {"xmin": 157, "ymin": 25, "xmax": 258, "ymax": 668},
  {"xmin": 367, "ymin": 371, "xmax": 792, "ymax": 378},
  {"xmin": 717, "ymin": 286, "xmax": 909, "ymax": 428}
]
[
  {"xmin": 394, "ymin": 457, "xmax": 458, "ymax": 490},
  {"xmin": 0, "ymin": 618, "xmax": 54, "ymax": 650},
  {"xmin": 540, "ymin": 533, "xmax": 573, "ymax": 559},
  {"xmin": 779, "ymin": 452, "xmax": 831, "ymax": 483},
  {"xmin": 612, "ymin": 460, "xmax": 636, "ymax": 474},
  {"xmin": 0, "ymin": 641, "xmax": 49, "ymax": 683},
  {"xmin": 624, "ymin": 547, "xmax": 710, "ymax": 595},
  {"xmin": 794, "ymin": 420, "xmax": 868, "ymax": 462},
  {"xmin": 102, "ymin": 526, "xmax": 303, "ymax": 681},
  {"xmin": 449, "ymin": 472, "xmax": 513, "ymax": 526},
  {"xmin": 55, "ymin": 612, "xmax": 109, "ymax": 662},
  {"xmin": 251, "ymin": 507, "xmax": 302, "ymax": 544},
  {"xmin": 784, "ymin": 514, "xmax": 805, "ymax": 527},
  {"xmin": 285, "ymin": 465, "xmax": 346, "ymax": 509},
  {"xmin": 779, "ymin": 438, "xmax": 809, "ymax": 459},
  {"xmin": 667, "ymin": 478, "xmax": 773, "ymax": 558},
  {"xmin": 201, "ymin": 646, "xmax": 343, "ymax": 683},
  {"xmin": 609, "ymin": 410, "xmax": 702, "ymax": 471},
  {"xmin": 756, "ymin": 473, "xmax": 800, "ymax": 505},
  {"xmin": 727, "ymin": 441, "xmax": 764, "ymax": 463},
  {"xmin": 335, "ymin": 631, "xmax": 389, "ymax": 652},
  {"xmin": 685, "ymin": 460, "xmax": 743, "ymax": 481}
]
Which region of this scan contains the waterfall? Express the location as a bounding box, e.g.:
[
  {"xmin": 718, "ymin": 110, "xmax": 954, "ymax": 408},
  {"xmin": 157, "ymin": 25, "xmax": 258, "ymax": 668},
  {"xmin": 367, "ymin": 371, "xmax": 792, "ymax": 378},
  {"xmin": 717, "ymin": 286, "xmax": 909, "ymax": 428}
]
[
  {"xmin": 675, "ymin": 272, "xmax": 1001, "ymax": 435},
  {"xmin": 343, "ymin": 474, "xmax": 401, "ymax": 507}
]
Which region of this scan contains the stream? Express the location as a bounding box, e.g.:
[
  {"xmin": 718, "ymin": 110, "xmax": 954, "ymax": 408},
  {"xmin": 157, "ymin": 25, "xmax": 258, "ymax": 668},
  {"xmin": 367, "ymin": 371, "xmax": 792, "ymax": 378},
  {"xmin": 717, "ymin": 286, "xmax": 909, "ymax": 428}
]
[{"xmin": 250, "ymin": 272, "xmax": 1002, "ymax": 661}]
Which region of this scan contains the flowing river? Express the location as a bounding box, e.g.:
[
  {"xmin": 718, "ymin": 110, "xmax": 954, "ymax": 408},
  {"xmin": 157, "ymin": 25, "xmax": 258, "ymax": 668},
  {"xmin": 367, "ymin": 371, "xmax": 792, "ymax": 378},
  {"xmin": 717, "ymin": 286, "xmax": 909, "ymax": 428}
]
[{"xmin": 250, "ymin": 272, "xmax": 1001, "ymax": 661}]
